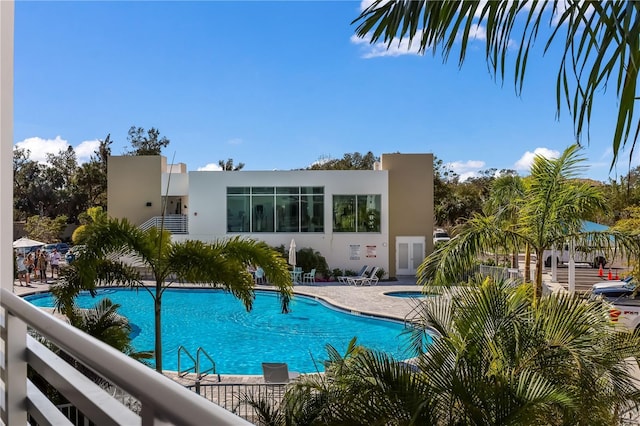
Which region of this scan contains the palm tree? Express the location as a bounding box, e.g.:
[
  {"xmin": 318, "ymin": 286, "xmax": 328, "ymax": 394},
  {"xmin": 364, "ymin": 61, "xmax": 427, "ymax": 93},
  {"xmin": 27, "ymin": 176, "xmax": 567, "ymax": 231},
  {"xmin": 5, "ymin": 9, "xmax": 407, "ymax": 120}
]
[
  {"xmin": 246, "ymin": 278, "xmax": 640, "ymax": 425},
  {"xmin": 419, "ymin": 145, "xmax": 638, "ymax": 300},
  {"xmin": 483, "ymin": 174, "xmax": 525, "ymax": 270},
  {"xmin": 55, "ymin": 217, "xmax": 293, "ymax": 372},
  {"xmin": 69, "ymin": 297, "xmax": 152, "ymax": 362},
  {"xmin": 353, "ymin": 1, "xmax": 640, "ymax": 167}
]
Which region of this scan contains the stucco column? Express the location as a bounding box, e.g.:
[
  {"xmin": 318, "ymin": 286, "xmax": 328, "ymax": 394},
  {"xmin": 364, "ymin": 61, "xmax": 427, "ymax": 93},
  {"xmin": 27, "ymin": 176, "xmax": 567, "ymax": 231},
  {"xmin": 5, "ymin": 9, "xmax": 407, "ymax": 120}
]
[{"xmin": 1, "ymin": 3, "xmax": 28, "ymax": 425}]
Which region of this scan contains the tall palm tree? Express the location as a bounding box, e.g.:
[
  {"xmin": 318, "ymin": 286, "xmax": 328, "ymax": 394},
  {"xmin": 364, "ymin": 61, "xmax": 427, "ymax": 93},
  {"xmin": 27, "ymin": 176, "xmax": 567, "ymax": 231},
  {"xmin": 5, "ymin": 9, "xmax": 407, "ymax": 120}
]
[
  {"xmin": 419, "ymin": 145, "xmax": 637, "ymax": 300},
  {"xmin": 55, "ymin": 217, "xmax": 293, "ymax": 372},
  {"xmin": 353, "ymin": 0, "xmax": 640, "ymax": 167},
  {"xmin": 246, "ymin": 278, "xmax": 640, "ymax": 425},
  {"xmin": 482, "ymin": 174, "xmax": 526, "ymax": 270}
]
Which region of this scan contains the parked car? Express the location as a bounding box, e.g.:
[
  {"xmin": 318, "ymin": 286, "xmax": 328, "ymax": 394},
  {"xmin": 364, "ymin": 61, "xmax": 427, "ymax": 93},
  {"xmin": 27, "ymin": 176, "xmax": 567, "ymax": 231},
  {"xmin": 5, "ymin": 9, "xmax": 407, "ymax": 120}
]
[
  {"xmin": 542, "ymin": 244, "xmax": 607, "ymax": 268},
  {"xmin": 433, "ymin": 228, "xmax": 451, "ymax": 245},
  {"xmin": 600, "ymin": 294, "xmax": 640, "ymax": 332},
  {"xmin": 591, "ymin": 276, "xmax": 636, "ymax": 298},
  {"xmin": 43, "ymin": 242, "xmax": 70, "ymax": 254},
  {"xmin": 65, "ymin": 245, "xmax": 84, "ymax": 264}
]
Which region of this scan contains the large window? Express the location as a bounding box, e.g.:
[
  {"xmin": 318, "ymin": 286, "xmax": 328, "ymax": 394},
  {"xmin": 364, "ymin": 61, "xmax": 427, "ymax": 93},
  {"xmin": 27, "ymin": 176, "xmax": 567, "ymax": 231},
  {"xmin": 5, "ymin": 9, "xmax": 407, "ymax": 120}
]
[
  {"xmin": 333, "ymin": 194, "xmax": 381, "ymax": 232},
  {"xmin": 227, "ymin": 187, "xmax": 324, "ymax": 233}
]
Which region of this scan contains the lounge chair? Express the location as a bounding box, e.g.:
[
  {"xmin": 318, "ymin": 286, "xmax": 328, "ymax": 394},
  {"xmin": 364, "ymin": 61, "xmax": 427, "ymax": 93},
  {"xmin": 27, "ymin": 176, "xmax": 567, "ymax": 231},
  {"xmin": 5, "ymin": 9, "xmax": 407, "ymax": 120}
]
[
  {"xmin": 349, "ymin": 266, "xmax": 379, "ymax": 286},
  {"xmin": 338, "ymin": 265, "xmax": 368, "ymax": 285},
  {"xmin": 261, "ymin": 362, "xmax": 300, "ymax": 384}
]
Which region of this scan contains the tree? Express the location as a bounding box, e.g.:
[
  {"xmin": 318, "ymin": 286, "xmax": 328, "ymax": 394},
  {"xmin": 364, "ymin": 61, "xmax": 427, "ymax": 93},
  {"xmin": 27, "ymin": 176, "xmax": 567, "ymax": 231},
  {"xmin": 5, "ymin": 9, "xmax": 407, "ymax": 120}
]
[
  {"xmin": 419, "ymin": 145, "xmax": 637, "ymax": 300},
  {"xmin": 218, "ymin": 158, "xmax": 245, "ymax": 171},
  {"xmin": 55, "ymin": 218, "xmax": 293, "ymax": 372},
  {"xmin": 13, "ymin": 147, "xmax": 53, "ymax": 220},
  {"xmin": 124, "ymin": 126, "xmax": 169, "ymax": 156},
  {"xmin": 76, "ymin": 135, "xmax": 112, "ymax": 210},
  {"xmin": 353, "ymin": 1, "xmax": 640, "ymax": 167},
  {"xmin": 308, "ymin": 151, "xmax": 378, "ymax": 170},
  {"xmin": 24, "ymin": 214, "xmax": 68, "ymax": 243},
  {"xmin": 68, "ymin": 298, "xmax": 152, "ymax": 362},
  {"xmin": 248, "ymin": 278, "xmax": 640, "ymax": 425}
]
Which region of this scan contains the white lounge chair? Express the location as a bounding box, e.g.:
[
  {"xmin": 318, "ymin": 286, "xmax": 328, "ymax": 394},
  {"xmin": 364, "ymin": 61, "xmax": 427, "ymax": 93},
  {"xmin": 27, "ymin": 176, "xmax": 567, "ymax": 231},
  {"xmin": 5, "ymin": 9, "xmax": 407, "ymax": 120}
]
[
  {"xmin": 349, "ymin": 266, "xmax": 379, "ymax": 286},
  {"xmin": 261, "ymin": 362, "xmax": 300, "ymax": 384},
  {"xmin": 338, "ymin": 265, "xmax": 368, "ymax": 285}
]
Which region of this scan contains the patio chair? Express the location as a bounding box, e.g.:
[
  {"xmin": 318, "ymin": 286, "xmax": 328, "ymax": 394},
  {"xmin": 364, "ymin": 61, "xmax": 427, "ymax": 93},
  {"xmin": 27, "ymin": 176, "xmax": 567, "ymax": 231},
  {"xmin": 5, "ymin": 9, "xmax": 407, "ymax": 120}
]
[
  {"xmin": 254, "ymin": 267, "xmax": 265, "ymax": 284},
  {"xmin": 338, "ymin": 265, "xmax": 368, "ymax": 285},
  {"xmin": 302, "ymin": 268, "xmax": 316, "ymax": 284},
  {"xmin": 261, "ymin": 362, "xmax": 300, "ymax": 384},
  {"xmin": 350, "ymin": 266, "xmax": 379, "ymax": 286}
]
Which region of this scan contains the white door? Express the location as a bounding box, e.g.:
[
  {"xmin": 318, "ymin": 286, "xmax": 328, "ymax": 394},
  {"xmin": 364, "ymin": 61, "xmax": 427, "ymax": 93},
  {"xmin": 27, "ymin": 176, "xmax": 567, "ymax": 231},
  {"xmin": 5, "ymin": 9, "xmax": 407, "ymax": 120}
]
[{"xmin": 396, "ymin": 236, "xmax": 426, "ymax": 275}]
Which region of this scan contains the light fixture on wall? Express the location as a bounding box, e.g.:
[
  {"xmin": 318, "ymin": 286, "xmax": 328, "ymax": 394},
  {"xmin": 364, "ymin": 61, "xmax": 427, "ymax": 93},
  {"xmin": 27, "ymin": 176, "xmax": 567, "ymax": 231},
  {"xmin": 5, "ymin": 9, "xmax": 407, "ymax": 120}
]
[{"xmin": 145, "ymin": 202, "xmax": 152, "ymax": 207}]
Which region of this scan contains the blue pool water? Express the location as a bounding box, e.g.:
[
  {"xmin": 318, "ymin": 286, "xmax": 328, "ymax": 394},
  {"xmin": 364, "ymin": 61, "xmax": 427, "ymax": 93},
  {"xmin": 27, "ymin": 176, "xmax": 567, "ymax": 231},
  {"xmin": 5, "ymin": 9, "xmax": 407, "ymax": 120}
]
[
  {"xmin": 26, "ymin": 288, "xmax": 414, "ymax": 375},
  {"xmin": 385, "ymin": 291, "xmax": 434, "ymax": 298}
]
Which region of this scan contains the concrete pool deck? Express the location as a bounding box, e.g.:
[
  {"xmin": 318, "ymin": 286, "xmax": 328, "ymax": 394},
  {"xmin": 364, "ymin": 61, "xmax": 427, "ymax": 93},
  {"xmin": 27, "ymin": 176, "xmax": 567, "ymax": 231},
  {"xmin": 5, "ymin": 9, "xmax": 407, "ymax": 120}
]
[{"xmin": 13, "ymin": 276, "xmax": 424, "ymax": 385}]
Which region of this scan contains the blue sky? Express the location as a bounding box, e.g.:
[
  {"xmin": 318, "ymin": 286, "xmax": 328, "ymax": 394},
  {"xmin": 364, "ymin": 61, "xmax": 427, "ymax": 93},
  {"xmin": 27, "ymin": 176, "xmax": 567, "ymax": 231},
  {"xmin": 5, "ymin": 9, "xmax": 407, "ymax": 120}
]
[{"xmin": 13, "ymin": 1, "xmax": 635, "ymax": 182}]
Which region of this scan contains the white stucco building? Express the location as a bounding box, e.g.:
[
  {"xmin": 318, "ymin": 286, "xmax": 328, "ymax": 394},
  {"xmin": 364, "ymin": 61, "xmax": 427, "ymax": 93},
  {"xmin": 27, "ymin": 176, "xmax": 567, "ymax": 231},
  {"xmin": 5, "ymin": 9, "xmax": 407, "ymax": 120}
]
[{"xmin": 108, "ymin": 153, "xmax": 434, "ymax": 278}]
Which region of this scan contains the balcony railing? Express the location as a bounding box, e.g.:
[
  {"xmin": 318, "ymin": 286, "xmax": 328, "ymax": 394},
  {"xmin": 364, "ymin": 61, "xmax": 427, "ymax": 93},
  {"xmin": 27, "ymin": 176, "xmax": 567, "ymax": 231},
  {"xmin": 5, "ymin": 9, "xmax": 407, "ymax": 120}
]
[
  {"xmin": 139, "ymin": 214, "xmax": 188, "ymax": 234},
  {"xmin": 0, "ymin": 288, "xmax": 250, "ymax": 425}
]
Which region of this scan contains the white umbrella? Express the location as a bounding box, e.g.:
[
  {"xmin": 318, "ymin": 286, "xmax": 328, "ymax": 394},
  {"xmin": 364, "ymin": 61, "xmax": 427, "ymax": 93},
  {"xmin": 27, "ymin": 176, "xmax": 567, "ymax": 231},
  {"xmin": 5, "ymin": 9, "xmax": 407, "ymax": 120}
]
[
  {"xmin": 13, "ymin": 237, "xmax": 45, "ymax": 249},
  {"xmin": 288, "ymin": 239, "xmax": 297, "ymax": 266}
]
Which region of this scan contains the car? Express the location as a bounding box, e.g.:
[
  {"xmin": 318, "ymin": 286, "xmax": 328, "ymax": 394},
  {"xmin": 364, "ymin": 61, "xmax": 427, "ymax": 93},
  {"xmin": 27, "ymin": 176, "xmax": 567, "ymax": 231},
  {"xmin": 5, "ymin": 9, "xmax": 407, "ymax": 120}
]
[
  {"xmin": 42, "ymin": 242, "xmax": 70, "ymax": 254},
  {"xmin": 591, "ymin": 276, "xmax": 636, "ymax": 298},
  {"xmin": 42, "ymin": 243, "xmax": 57, "ymax": 253},
  {"xmin": 65, "ymin": 245, "xmax": 85, "ymax": 264},
  {"xmin": 433, "ymin": 228, "xmax": 451, "ymax": 245}
]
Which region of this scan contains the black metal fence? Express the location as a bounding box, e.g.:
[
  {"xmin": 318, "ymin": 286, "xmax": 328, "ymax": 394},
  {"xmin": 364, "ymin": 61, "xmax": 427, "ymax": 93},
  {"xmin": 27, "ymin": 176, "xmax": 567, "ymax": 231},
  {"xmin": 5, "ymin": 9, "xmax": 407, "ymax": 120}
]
[{"xmin": 187, "ymin": 382, "xmax": 286, "ymax": 422}]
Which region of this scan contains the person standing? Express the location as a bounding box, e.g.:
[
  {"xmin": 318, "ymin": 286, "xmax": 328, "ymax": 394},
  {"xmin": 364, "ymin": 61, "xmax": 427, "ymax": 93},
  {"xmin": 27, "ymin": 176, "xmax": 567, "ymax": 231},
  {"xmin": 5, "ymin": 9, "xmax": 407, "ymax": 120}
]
[
  {"xmin": 16, "ymin": 252, "xmax": 27, "ymax": 286},
  {"xmin": 50, "ymin": 248, "xmax": 61, "ymax": 279},
  {"xmin": 37, "ymin": 251, "xmax": 47, "ymax": 282},
  {"xmin": 26, "ymin": 253, "xmax": 34, "ymax": 282}
]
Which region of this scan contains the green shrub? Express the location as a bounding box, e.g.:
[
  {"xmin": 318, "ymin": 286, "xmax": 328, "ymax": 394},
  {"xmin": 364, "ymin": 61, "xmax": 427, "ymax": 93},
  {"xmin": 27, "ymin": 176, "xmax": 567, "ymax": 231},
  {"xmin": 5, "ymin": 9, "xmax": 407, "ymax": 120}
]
[
  {"xmin": 332, "ymin": 268, "xmax": 343, "ymax": 280},
  {"xmin": 296, "ymin": 247, "xmax": 329, "ymax": 278}
]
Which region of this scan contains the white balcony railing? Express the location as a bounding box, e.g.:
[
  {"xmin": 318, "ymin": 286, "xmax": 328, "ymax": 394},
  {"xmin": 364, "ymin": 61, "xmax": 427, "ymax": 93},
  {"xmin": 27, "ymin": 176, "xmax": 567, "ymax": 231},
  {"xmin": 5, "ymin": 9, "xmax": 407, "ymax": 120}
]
[
  {"xmin": 0, "ymin": 288, "xmax": 251, "ymax": 425},
  {"xmin": 139, "ymin": 215, "xmax": 188, "ymax": 234}
]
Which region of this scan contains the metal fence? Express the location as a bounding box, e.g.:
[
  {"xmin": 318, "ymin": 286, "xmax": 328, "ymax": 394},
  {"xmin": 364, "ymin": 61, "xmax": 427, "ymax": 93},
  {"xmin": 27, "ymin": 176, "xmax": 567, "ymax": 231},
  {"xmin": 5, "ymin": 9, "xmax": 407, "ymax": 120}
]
[{"xmin": 187, "ymin": 382, "xmax": 287, "ymax": 422}]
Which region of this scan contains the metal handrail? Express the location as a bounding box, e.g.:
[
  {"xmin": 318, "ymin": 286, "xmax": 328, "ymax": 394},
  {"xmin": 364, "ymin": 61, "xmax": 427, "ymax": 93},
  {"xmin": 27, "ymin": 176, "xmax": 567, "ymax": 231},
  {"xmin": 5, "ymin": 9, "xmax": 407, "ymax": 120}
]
[
  {"xmin": 196, "ymin": 347, "xmax": 220, "ymax": 381},
  {"xmin": 178, "ymin": 345, "xmax": 197, "ymax": 377},
  {"xmin": 1, "ymin": 289, "xmax": 251, "ymax": 425}
]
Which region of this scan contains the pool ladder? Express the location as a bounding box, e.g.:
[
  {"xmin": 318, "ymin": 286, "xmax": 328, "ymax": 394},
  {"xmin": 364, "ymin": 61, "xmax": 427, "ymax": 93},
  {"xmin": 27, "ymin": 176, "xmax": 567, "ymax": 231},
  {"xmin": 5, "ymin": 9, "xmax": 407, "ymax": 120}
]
[{"xmin": 177, "ymin": 346, "xmax": 220, "ymax": 382}]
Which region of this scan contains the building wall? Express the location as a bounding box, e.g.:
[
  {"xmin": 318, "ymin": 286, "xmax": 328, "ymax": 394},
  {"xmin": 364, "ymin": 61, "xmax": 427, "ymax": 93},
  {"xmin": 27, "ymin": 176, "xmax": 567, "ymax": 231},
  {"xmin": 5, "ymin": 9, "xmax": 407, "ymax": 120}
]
[
  {"xmin": 179, "ymin": 170, "xmax": 390, "ymax": 274},
  {"xmin": 107, "ymin": 156, "xmax": 162, "ymax": 226},
  {"xmin": 380, "ymin": 153, "xmax": 434, "ymax": 277},
  {"xmin": 107, "ymin": 154, "xmax": 434, "ymax": 278}
]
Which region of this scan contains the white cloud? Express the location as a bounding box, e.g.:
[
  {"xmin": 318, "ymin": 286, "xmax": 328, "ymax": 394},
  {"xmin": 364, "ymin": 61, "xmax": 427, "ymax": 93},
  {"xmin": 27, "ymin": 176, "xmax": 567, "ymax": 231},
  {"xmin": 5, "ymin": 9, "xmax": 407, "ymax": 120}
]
[
  {"xmin": 14, "ymin": 136, "xmax": 69, "ymax": 164},
  {"xmin": 14, "ymin": 136, "xmax": 101, "ymax": 164},
  {"xmin": 197, "ymin": 163, "xmax": 223, "ymax": 171},
  {"xmin": 350, "ymin": 34, "xmax": 422, "ymax": 58},
  {"xmin": 514, "ymin": 147, "xmax": 560, "ymax": 171},
  {"xmin": 75, "ymin": 139, "xmax": 100, "ymax": 162},
  {"xmin": 447, "ymin": 159, "xmax": 486, "ymax": 181},
  {"xmin": 227, "ymin": 138, "xmax": 243, "ymax": 146}
]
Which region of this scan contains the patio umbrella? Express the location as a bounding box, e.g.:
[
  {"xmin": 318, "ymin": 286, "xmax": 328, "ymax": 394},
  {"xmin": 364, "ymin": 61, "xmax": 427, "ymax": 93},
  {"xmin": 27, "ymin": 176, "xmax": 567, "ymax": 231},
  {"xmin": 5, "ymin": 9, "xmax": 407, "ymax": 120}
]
[
  {"xmin": 13, "ymin": 237, "xmax": 45, "ymax": 249},
  {"xmin": 288, "ymin": 239, "xmax": 297, "ymax": 266}
]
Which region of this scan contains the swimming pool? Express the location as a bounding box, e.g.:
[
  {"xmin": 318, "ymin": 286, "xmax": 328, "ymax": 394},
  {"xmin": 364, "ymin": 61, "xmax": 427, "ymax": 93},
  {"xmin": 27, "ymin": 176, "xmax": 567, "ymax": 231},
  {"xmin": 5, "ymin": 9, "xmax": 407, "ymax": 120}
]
[
  {"xmin": 26, "ymin": 288, "xmax": 415, "ymax": 375},
  {"xmin": 384, "ymin": 291, "xmax": 436, "ymax": 298}
]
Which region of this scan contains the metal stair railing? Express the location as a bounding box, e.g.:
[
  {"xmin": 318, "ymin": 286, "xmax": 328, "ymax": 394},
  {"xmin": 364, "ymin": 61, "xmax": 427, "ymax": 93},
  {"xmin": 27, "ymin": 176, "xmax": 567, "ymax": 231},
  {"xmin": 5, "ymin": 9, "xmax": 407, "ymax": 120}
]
[
  {"xmin": 197, "ymin": 347, "xmax": 221, "ymax": 382},
  {"xmin": 139, "ymin": 214, "xmax": 188, "ymax": 234},
  {"xmin": 178, "ymin": 346, "xmax": 221, "ymax": 381},
  {"xmin": 178, "ymin": 345, "xmax": 197, "ymax": 377}
]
